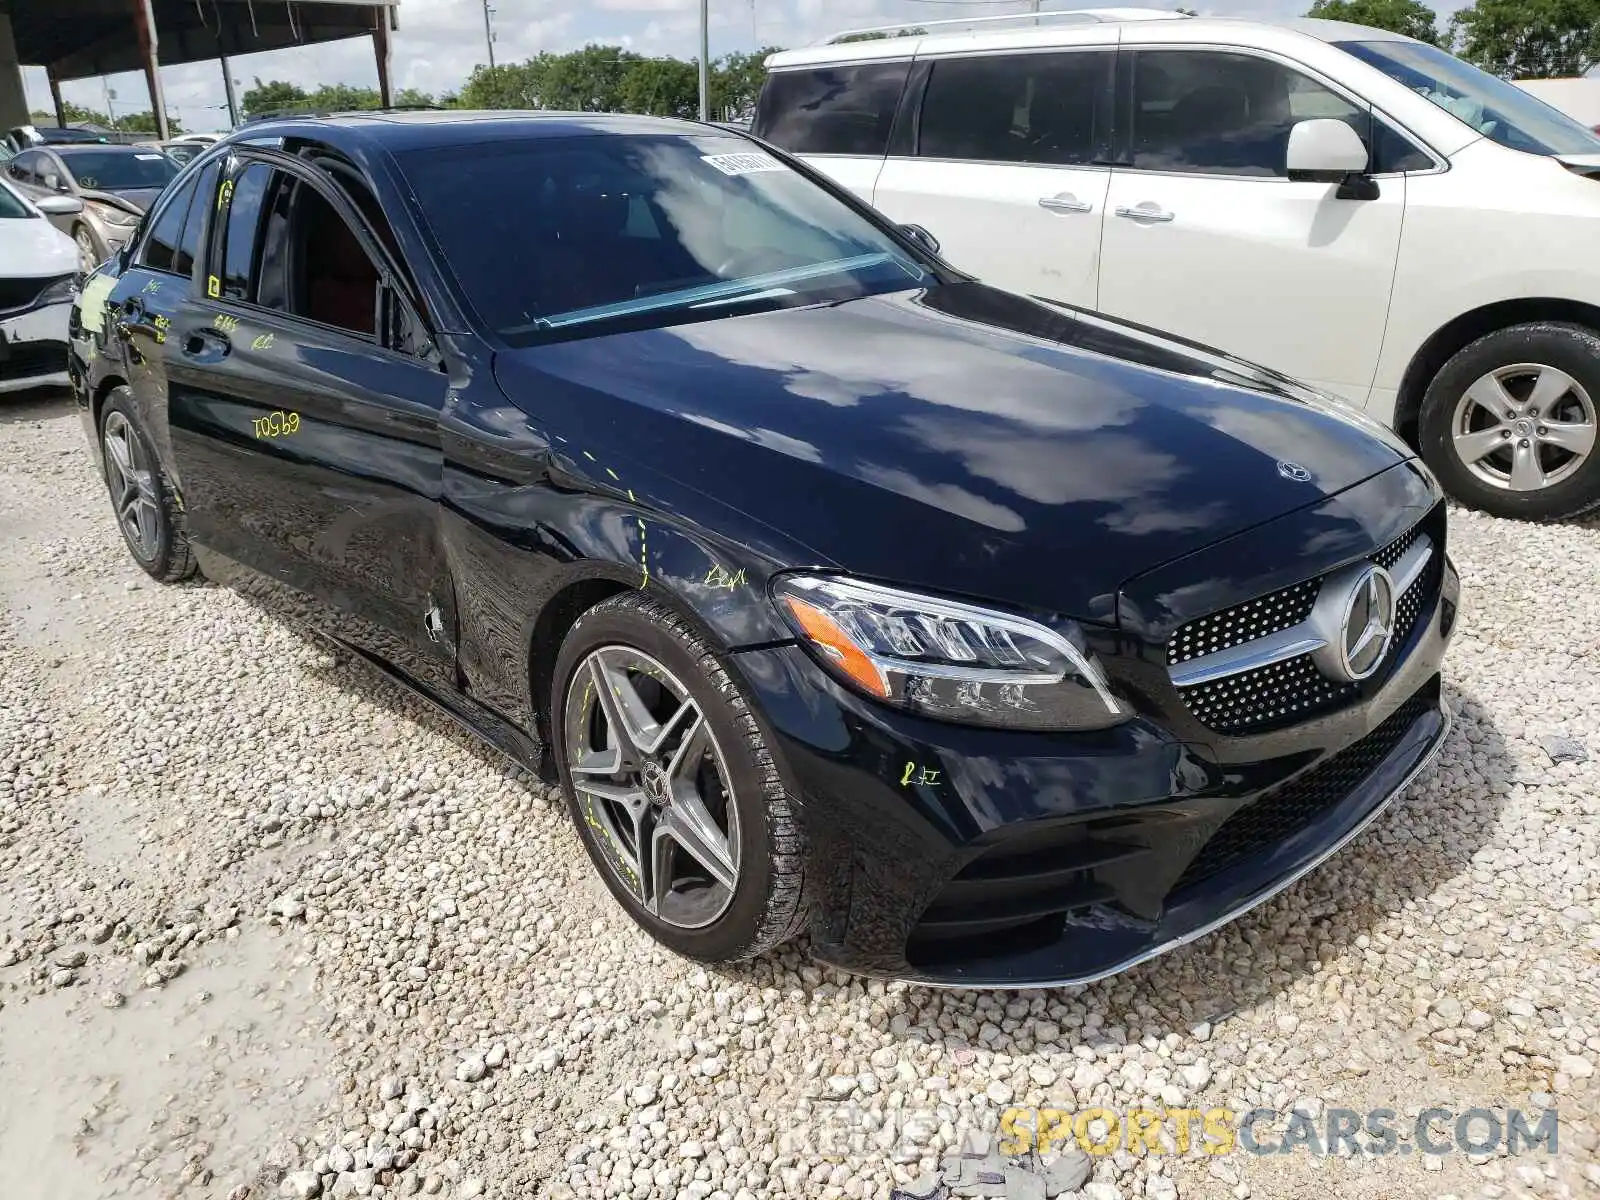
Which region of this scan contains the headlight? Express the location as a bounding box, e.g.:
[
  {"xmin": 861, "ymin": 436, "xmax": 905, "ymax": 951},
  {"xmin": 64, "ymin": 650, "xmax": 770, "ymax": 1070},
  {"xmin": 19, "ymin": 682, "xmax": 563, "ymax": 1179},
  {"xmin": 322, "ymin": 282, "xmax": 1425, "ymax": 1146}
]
[
  {"xmin": 773, "ymin": 574, "xmax": 1126, "ymax": 731},
  {"xmin": 91, "ymin": 202, "xmax": 141, "ymax": 228},
  {"xmin": 38, "ymin": 275, "xmax": 80, "ymax": 304}
]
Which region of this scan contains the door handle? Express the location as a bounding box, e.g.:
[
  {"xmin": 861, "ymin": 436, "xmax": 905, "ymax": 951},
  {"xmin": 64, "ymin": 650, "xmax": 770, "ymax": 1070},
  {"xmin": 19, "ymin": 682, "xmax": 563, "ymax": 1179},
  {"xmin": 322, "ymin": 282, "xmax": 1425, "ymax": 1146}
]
[
  {"xmin": 1037, "ymin": 193, "xmax": 1093, "ymax": 214},
  {"xmin": 114, "ymin": 299, "xmax": 151, "ymax": 341},
  {"xmin": 183, "ymin": 328, "xmax": 232, "ymax": 361},
  {"xmin": 1114, "ymin": 203, "xmax": 1175, "ymax": 223}
]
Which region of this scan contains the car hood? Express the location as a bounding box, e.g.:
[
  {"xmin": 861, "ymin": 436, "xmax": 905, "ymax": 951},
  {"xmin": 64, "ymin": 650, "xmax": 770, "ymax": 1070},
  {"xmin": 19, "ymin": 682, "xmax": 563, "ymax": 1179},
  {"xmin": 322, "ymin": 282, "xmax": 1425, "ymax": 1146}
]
[
  {"xmin": 82, "ymin": 187, "xmax": 162, "ymax": 213},
  {"xmin": 494, "ymin": 283, "xmax": 1412, "ymax": 622},
  {"xmin": 0, "ymin": 215, "xmax": 76, "ymax": 276}
]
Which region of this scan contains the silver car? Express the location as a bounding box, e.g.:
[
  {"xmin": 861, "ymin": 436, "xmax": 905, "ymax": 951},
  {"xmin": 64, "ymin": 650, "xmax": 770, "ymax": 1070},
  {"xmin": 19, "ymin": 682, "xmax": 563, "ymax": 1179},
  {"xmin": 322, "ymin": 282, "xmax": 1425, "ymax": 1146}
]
[{"xmin": 5, "ymin": 144, "xmax": 182, "ymax": 272}]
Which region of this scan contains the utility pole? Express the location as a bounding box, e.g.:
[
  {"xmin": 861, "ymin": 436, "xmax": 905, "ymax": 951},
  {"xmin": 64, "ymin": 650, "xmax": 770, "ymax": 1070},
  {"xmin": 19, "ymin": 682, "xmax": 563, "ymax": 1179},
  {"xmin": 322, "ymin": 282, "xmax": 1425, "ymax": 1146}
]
[
  {"xmin": 481, "ymin": 0, "xmax": 496, "ymax": 70},
  {"xmin": 698, "ymin": 0, "xmax": 709, "ymax": 121}
]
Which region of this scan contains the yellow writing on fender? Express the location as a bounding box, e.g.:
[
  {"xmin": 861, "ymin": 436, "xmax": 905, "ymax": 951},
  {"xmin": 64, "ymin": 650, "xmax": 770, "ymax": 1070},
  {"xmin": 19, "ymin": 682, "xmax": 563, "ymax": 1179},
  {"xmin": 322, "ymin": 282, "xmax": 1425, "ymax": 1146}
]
[
  {"xmin": 999, "ymin": 1107, "xmax": 1238, "ymax": 1157},
  {"xmin": 251, "ymin": 332, "xmax": 275, "ymax": 351}
]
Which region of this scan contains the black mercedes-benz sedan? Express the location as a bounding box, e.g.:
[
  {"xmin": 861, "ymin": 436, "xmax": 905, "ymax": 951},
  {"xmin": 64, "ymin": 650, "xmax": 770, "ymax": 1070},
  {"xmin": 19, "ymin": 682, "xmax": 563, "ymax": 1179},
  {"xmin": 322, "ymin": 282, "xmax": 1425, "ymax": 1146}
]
[{"xmin": 67, "ymin": 111, "xmax": 1458, "ymax": 987}]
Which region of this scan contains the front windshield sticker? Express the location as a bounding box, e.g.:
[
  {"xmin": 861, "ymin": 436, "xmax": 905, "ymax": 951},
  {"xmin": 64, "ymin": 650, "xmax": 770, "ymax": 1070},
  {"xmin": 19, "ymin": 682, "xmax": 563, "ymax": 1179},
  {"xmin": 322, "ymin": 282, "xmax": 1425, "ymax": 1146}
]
[
  {"xmin": 700, "ymin": 151, "xmax": 786, "ymax": 176},
  {"xmin": 135, "ymin": 153, "xmax": 163, "ymax": 161}
]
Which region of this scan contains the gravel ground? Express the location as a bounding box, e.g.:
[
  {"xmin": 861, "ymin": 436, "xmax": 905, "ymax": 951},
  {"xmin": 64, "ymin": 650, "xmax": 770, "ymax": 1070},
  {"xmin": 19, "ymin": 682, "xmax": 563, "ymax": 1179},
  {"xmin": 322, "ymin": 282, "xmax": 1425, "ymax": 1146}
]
[{"xmin": 1, "ymin": 389, "xmax": 1598, "ymax": 1200}]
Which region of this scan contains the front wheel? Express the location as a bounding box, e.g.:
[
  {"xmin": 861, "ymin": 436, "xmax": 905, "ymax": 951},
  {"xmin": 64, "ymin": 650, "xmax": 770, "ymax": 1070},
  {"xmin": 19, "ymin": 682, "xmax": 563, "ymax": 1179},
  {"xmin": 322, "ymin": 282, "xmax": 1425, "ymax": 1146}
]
[
  {"xmin": 73, "ymin": 225, "xmax": 103, "ymax": 274},
  {"xmin": 1419, "ymin": 322, "xmax": 1600, "ymax": 521},
  {"xmin": 551, "ymin": 593, "xmax": 806, "ymax": 964}
]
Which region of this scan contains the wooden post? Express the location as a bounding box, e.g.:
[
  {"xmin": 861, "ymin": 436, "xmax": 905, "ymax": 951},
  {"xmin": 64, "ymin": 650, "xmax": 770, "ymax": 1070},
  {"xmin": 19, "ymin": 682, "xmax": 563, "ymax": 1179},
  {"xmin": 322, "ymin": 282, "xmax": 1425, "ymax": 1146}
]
[
  {"xmin": 131, "ymin": 0, "xmax": 170, "ymax": 139},
  {"xmin": 373, "ymin": 11, "xmax": 393, "ymax": 109},
  {"xmin": 49, "ymin": 70, "xmax": 66, "ymax": 128}
]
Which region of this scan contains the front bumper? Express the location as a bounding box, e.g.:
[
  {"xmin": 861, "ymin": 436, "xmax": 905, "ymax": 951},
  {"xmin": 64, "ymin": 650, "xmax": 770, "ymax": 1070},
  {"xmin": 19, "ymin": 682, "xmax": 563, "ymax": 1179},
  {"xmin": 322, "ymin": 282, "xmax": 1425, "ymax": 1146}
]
[
  {"xmin": 731, "ymin": 466, "xmax": 1459, "ymax": 987},
  {"xmin": 0, "ymin": 298, "xmax": 71, "ymax": 394}
]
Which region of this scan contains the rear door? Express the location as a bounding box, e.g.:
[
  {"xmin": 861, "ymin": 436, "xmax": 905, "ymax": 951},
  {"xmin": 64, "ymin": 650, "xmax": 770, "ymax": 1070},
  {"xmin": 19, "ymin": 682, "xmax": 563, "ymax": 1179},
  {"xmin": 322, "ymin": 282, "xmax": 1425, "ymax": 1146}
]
[
  {"xmin": 1095, "ymin": 47, "xmax": 1412, "ymax": 402},
  {"xmin": 871, "ymin": 46, "xmax": 1115, "ymax": 308},
  {"xmin": 752, "ymin": 60, "xmax": 912, "ymax": 200},
  {"xmin": 164, "ymin": 147, "xmax": 457, "ymax": 693}
]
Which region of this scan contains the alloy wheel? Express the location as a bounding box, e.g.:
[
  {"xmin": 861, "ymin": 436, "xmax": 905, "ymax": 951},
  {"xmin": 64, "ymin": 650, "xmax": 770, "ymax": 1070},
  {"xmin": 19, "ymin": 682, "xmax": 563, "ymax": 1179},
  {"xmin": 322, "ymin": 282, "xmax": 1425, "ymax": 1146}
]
[
  {"xmin": 102, "ymin": 411, "xmax": 162, "ymax": 561},
  {"xmin": 75, "ymin": 228, "xmax": 99, "ymax": 274},
  {"xmin": 1451, "ymin": 362, "xmax": 1597, "ymax": 492},
  {"xmin": 563, "ymin": 646, "xmax": 741, "ymax": 929}
]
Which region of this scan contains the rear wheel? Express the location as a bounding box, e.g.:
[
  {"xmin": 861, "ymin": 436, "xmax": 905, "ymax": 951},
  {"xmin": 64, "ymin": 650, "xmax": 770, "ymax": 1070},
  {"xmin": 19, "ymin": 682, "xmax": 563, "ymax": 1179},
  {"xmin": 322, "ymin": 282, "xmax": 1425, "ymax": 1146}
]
[
  {"xmin": 100, "ymin": 389, "xmax": 197, "ymax": 583},
  {"xmin": 1419, "ymin": 322, "xmax": 1600, "ymax": 520},
  {"xmin": 551, "ymin": 593, "xmax": 806, "ymax": 964}
]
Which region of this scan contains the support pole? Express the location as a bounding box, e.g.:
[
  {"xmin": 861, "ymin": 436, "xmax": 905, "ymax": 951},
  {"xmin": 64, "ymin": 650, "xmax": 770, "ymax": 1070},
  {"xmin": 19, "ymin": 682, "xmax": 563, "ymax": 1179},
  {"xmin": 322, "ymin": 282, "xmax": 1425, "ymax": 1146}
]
[
  {"xmin": 132, "ymin": 0, "xmax": 170, "ymax": 139},
  {"xmin": 221, "ymin": 54, "xmax": 239, "ymax": 127},
  {"xmin": 698, "ymin": 0, "xmax": 709, "ymax": 121},
  {"xmin": 372, "ymin": 14, "xmax": 393, "ymax": 108},
  {"xmin": 49, "ymin": 71, "xmax": 66, "ymax": 128},
  {"xmin": 481, "ymin": 0, "xmax": 495, "ymax": 70}
]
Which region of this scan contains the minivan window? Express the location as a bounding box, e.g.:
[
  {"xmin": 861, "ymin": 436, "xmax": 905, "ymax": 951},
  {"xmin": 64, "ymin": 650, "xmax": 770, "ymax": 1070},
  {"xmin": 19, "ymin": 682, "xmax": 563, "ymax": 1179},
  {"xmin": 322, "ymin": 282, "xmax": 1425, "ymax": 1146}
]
[
  {"xmin": 753, "ymin": 63, "xmax": 911, "ymax": 156},
  {"xmin": 401, "ymin": 133, "xmax": 930, "ymax": 342},
  {"xmin": 1129, "ymin": 50, "xmax": 1367, "ymax": 178},
  {"xmin": 1338, "ymin": 39, "xmax": 1600, "ymax": 157},
  {"xmin": 919, "ymin": 51, "xmax": 1111, "ymax": 166}
]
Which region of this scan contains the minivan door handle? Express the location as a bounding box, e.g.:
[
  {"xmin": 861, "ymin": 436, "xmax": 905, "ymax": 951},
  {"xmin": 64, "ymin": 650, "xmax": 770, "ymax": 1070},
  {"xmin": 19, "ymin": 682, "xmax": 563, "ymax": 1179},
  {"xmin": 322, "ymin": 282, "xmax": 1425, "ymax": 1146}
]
[
  {"xmin": 1114, "ymin": 203, "xmax": 1175, "ymax": 223},
  {"xmin": 1037, "ymin": 193, "xmax": 1093, "ymax": 214}
]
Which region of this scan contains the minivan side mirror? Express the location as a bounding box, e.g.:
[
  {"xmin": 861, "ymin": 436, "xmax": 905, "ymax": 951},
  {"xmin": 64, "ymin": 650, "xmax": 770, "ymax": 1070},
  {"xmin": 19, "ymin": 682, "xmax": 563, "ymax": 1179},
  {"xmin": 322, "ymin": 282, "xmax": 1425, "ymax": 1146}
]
[
  {"xmin": 899, "ymin": 223, "xmax": 940, "ymax": 256},
  {"xmin": 1286, "ymin": 119, "xmax": 1371, "ymax": 184},
  {"xmin": 34, "ymin": 194, "xmax": 84, "ymax": 216},
  {"xmin": 43, "ymin": 171, "xmax": 65, "ymax": 191}
]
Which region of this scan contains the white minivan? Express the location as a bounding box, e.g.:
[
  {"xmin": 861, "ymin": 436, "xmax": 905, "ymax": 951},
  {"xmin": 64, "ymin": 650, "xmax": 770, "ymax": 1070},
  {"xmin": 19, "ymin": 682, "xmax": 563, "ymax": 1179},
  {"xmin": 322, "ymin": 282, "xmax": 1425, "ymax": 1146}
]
[{"xmin": 754, "ymin": 10, "xmax": 1600, "ymax": 520}]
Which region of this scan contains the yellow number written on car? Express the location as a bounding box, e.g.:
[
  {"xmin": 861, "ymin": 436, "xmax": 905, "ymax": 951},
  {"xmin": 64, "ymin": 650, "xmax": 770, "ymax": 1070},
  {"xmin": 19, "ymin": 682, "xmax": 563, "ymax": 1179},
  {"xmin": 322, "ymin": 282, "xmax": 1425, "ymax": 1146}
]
[{"xmin": 252, "ymin": 411, "xmax": 300, "ymax": 439}]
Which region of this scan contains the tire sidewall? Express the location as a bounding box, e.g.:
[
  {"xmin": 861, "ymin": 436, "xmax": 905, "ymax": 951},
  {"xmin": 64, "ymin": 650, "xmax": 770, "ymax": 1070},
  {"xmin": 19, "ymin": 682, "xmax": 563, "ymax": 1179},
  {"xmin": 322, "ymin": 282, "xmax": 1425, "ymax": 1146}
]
[
  {"xmin": 101, "ymin": 389, "xmax": 182, "ymax": 579},
  {"xmin": 1420, "ymin": 323, "xmax": 1600, "ymax": 521},
  {"xmin": 550, "ymin": 598, "xmax": 780, "ymax": 963}
]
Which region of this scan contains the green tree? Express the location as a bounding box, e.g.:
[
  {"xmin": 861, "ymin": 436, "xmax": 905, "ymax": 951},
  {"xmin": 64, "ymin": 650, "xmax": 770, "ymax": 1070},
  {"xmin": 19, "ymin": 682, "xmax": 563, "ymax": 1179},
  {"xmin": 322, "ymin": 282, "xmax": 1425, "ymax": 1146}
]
[
  {"xmin": 835, "ymin": 27, "xmax": 925, "ymax": 43},
  {"xmin": 113, "ymin": 110, "xmax": 184, "ymax": 135},
  {"xmin": 1449, "ymin": 0, "xmax": 1600, "ymax": 77},
  {"xmin": 30, "ymin": 101, "xmax": 113, "ymax": 127},
  {"xmin": 1305, "ymin": 0, "xmax": 1440, "ymax": 43},
  {"xmin": 304, "ymin": 83, "xmax": 382, "ymax": 111},
  {"xmin": 241, "ymin": 78, "xmax": 309, "ymax": 116},
  {"xmin": 618, "ymin": 57, "xmax": 700, "ymax": 119},
  {"xmin": 456, "ymin": 62, "xmax": 543, "ymax": 109}
]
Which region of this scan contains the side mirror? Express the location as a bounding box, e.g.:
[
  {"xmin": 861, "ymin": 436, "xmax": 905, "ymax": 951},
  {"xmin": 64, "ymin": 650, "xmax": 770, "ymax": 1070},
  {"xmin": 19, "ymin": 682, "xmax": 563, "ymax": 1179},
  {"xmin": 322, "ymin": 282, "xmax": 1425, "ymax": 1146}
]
[
  {"xmin": 1286, "ymin": 119, "xmax": 1370, "ymax": 184},
  {"xmin": 43, "ymin": 171, "xmax": 65, "ymax": 191},
  {"xmin": 34, "ymin": 194, "xmax": 84, "ymax": 216},
  {"xmin": 899, "ymin": 223, "xmax": 940, "ymax": 256}
]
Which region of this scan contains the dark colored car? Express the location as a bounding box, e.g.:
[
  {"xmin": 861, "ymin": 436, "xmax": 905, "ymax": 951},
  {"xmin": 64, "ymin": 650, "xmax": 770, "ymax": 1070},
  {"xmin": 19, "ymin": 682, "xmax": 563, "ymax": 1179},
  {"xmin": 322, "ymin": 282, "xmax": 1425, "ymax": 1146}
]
[
  {"xmin": 68, "ymin": 112, "xmax": 1458, "ymax": 987},
  {"xmin": 8, "ymin": 144, "xmax": 182, "ymax": 271}
]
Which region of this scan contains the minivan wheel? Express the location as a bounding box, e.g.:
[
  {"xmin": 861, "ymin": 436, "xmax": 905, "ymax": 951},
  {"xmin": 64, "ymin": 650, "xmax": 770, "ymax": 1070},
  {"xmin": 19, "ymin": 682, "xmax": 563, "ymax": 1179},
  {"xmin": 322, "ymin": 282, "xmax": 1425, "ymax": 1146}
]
[
  {"xmin": 551, "ymin": 592, "xmax": 806, "ymax": 964},
  {"xmin": 1419, "ymin": 322, "xmax": 1600, "ymax": 520},
  {"xmin": 100, "ymin": 389, "xmax": 198, "ymax": 582}
]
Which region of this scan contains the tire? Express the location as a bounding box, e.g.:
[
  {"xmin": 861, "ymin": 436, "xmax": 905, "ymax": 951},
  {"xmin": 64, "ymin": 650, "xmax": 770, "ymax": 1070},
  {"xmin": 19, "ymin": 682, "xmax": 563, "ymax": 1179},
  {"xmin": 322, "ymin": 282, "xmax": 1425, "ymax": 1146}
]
[
  {"xmin": 550, "ymin": 592, "xmax": 806, "ymax": 964},
  {"xmin": 1419, "ymin": 322, "xmax": 1600, "ymax": 521},
  {"xmin": 99, "ymin": 389, "xmax": 198, "ymax": 583},
  {"xmin": 73, "ymin": 225, "xmax": 103, "ymax": 274}
]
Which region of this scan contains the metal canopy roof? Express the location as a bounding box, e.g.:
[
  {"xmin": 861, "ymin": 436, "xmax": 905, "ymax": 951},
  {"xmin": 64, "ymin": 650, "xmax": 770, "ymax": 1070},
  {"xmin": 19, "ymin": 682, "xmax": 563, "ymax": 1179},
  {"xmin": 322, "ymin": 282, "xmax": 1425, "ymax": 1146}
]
[{"xmin": 6, "ymin": 0, "xmax": 398, "ymax": 82}]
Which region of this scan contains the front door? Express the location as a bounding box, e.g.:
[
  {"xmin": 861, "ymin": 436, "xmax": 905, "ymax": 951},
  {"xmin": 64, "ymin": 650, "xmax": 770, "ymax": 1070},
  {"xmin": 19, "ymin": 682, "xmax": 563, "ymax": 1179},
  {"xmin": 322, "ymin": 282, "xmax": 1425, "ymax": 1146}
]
[
  {"xmin": 871, "ymin": 46, "xmax": 1115, "ymax": 309},
  {"xmin": 163, "ymin": 150, "xmax": 456, "ymax": 693},
  {"xmin": 1095, "ymin": 48, "xmax": 1408, "ymax": 403}
]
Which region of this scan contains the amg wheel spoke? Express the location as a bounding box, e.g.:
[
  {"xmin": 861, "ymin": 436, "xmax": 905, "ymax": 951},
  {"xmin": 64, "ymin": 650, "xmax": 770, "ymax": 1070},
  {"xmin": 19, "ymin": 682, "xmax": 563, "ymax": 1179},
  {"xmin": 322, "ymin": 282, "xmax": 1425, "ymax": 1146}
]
[
  {"xmin": 660, "ymin": 789, "xmax": 737, "ymax": 893},
  {"xmin": 1541, "ymin": 418, "xmax": 1596, "ymax": 458},
  {"xmin": 1463, "ymin": 373, "xmax": 1517, "ymax": 419},
  {"xmin": 571, "ymin": 746, "xmax": 623, "ymax": 776},
  {"xmin": 666, "ymin": 715, "xmax": 710, "ymax": 786},
  {"xmin": 638, "ymin": 697, "xmax": 696, "ymax": 757},
  {"xmin": 105, "ymin": 430, "xmax": 134, "ymax": 483},
  {"xmin": 1452, "ymin": 425, "xmax": 1509, "ymax": 465},
  {"xmin": 588, "ymin": 656, "xmax": 644, "ymax": 764},
  {"xmin": 590, "ymin": 650, "xmax": 670, "ymax": 758},
  {"xmin": 1509, "ymin": 440, "xmax": 1547, "ymax": 491},
  {"xmin": 1525, "ymin": 365, "xmax": 1576, "ymax": 416}
]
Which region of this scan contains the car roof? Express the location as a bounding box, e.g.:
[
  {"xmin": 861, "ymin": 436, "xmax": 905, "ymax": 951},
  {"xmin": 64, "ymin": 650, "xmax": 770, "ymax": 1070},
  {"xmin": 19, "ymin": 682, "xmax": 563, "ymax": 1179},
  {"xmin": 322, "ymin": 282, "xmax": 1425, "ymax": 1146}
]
[
  {"xmin": 765, "ymin": 11, "xmax": 1421, "ymax": 69},
  {"xmin": 53, "ymin": 142, "xmax": 148, "ymax": 155},
  {"xmin": 231, "ymin": 110, "xmax": 732, "ymax": 154}
]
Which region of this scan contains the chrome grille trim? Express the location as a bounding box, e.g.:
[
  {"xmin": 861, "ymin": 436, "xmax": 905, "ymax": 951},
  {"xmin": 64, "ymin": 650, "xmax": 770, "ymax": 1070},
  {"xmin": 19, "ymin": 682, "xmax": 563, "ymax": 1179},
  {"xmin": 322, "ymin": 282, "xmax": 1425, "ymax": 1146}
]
[{"xmin": 1170, "ymin": 534, "xmax": 1433, "ymax": 690}]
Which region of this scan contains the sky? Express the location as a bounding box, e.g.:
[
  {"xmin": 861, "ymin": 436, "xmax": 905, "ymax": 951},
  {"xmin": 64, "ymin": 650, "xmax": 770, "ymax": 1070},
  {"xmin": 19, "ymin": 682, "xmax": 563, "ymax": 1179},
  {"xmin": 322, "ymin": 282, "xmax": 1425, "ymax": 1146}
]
[{"xmin": 22, "ymin": 0, "xmax": 1470, "ymax": 130}]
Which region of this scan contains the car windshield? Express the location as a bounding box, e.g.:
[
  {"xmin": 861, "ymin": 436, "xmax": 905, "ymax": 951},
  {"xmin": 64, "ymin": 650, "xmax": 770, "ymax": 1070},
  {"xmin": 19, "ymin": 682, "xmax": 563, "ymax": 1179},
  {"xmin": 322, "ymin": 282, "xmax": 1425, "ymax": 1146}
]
[
  {"xmin": 1338, "ymin": 39, "xmax": 1600, "ymax": 156},
  {"xmin": 401, "ymin": 132, "xmax": 931, "ymax": 342},
  {"xmin": 58, "ymin": 148, "xmax": 181, "ymax": 192}
]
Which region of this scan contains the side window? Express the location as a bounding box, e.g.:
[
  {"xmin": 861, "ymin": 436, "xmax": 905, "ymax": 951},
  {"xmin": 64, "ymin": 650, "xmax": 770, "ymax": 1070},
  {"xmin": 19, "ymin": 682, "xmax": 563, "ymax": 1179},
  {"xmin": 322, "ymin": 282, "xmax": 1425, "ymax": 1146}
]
[
  {"xmin": 139, "ymin": 174, "xmax": 201, "ymax": 273},
  {"xmin": 919, "ymin": 51, "xmax": 1110, "ymax": 166},
  {"xmin": 753, "ymin": 63, "xmax": 911, "ymax": 156},
  {"xmin": 243, "ymin": 167, "xmax": 378, "ymax": 337},
  {"xmin": 220, "ymin": 163, "xmax": 274, "ymax": 300},
  {"xmin": 1371, "ymin": 120, "xmax": 1434, "ymax": 173},
  {"xmin": 1129, "ymin": 50, "xmax": 1368, "ymax": 178},
  {"xmin": 8, "ymin": 150, "xmax": 36, "ymax": 183},
  {"xmin": 172, "ymin": 162, "xmax": 219, "ymax": 276}
]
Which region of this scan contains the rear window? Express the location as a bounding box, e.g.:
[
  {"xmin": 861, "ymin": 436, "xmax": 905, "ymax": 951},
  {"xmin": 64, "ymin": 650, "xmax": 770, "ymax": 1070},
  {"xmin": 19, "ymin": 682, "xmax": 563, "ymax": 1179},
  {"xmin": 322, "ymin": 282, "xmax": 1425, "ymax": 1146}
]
[{"xmin": 753, "ymin": 62, "xmax": 911, "ymax": 157}]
